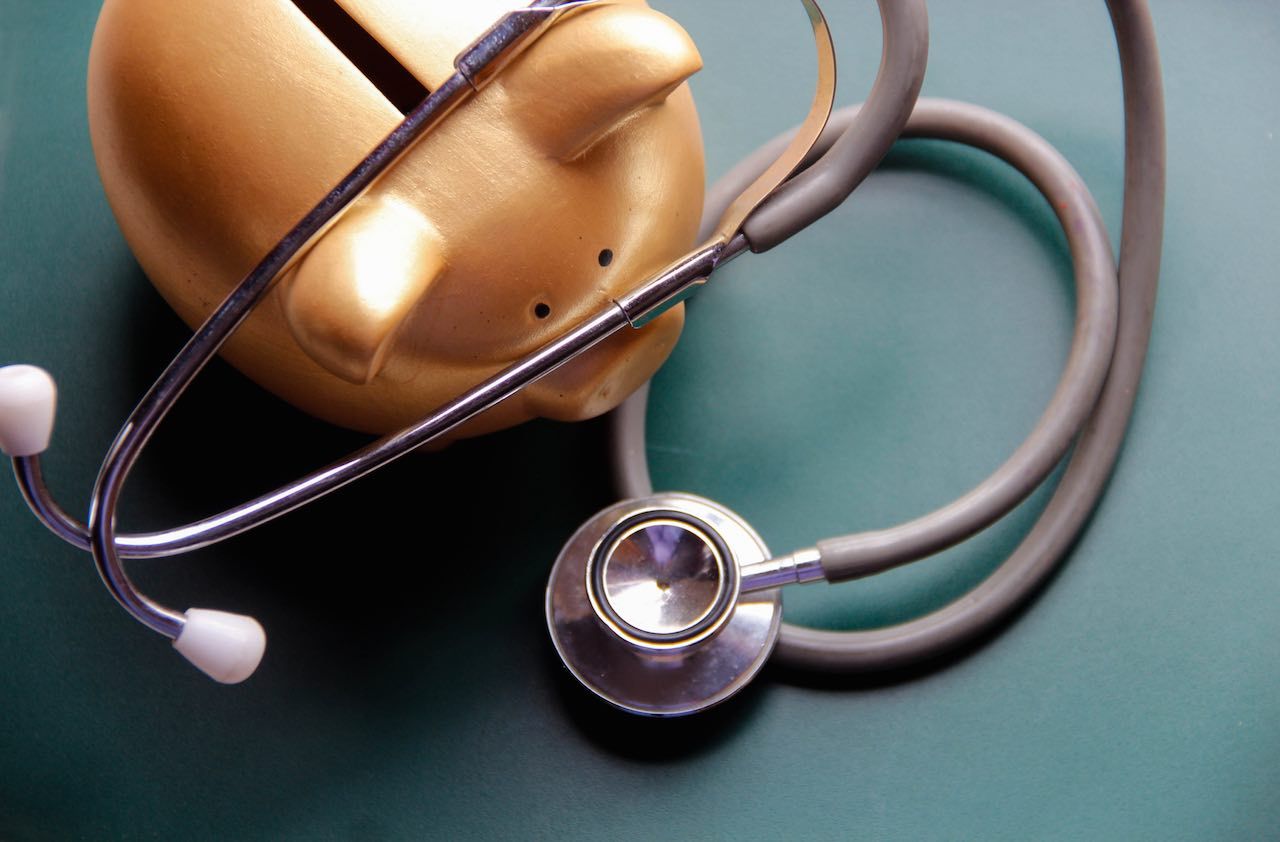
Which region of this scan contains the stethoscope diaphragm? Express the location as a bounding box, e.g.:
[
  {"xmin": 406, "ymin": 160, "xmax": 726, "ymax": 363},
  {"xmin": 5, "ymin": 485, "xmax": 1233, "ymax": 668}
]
[{"xmin": 545, "ymin": 493, "xmax": 781, "ymax": 717}]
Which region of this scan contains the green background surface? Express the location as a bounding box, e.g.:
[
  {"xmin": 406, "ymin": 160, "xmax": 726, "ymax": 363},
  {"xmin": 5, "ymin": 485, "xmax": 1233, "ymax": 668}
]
[{"xmin": 1, "ymin": 1, "xmax": 1277, "ymax": 839}]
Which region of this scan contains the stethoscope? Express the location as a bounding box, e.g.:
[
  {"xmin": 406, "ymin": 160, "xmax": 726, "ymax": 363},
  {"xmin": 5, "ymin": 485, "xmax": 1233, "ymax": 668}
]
[{"xmin": 0, "ymin": 0, "xmax": 1165, "ymax": 716}]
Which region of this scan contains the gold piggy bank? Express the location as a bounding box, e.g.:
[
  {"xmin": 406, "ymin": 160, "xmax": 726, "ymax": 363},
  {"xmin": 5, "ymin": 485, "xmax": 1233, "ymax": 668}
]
[{"xmin": 88, "ymin": 0, "xmax": 705, "ymax": 435}]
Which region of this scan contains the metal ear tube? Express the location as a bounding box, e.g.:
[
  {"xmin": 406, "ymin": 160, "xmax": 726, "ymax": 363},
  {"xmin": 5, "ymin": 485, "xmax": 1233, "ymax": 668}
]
[{"xmin": 1, "ymin": 0, "xmax": 653, "ymax": 682}]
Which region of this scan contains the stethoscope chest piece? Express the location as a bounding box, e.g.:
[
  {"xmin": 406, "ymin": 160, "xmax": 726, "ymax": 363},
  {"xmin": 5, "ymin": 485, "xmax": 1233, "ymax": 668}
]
[{"xmin": 546, "ymin": 493, "xmax": 781, "ymax": 716}]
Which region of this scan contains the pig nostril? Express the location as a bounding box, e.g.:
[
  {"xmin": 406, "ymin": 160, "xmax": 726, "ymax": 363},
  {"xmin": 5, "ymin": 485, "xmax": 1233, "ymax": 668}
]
[
  {"xmin": 598, "ymin": 249, "xmax": 614, "ymax": 268},
  {"xmin": 534, "ymin": 302, "xmax": 552, "ymax": 320}
]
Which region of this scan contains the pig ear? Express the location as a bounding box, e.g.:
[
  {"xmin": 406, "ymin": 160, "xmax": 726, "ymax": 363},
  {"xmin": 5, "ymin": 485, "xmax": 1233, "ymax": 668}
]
[
  {"xmin": 503, "ymin": 5, "xmax": 702, "ymax": 161},
  {"xmin": 281, "ymin": 198, "xmax": 446, "ymax": 384}
]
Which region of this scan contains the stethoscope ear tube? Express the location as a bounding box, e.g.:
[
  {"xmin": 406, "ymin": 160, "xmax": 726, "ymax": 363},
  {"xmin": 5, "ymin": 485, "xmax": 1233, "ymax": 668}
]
[
  {"xmin": 0, "ymin": 0, "xmax": 842, "ymax": 681},
  {"xmin": 0, "ymin": 1, "xmax": 649, "ymax": 681}
]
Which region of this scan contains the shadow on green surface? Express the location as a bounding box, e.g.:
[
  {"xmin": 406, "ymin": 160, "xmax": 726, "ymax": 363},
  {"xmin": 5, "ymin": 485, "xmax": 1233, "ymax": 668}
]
[
  {"xmin": 82, "ymin": 131, "xmax": 1120, "ymax": 761},
  {"xmin": 543, "ymin": 632, "xmax": 770, "ymax": 760}
]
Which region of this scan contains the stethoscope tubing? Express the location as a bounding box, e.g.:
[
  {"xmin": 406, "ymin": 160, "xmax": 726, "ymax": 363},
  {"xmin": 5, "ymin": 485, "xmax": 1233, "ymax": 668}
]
[
  {"xmin": 781, "ymin": 0, "xmax": 1166, "ymax": 671},
  {"xmin": 615, "ymin": 0, "xmax": 1166, "ymax": 672}
]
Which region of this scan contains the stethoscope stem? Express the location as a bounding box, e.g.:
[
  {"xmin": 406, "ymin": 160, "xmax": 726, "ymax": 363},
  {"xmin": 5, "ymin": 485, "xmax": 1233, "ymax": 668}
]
[{"xmin": 739, "ymin": 548, "xmax": 825, "ymax": 594}]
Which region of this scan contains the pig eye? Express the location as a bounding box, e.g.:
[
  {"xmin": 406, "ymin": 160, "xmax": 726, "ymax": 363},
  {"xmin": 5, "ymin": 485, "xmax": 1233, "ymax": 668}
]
[
  {"xmin": 598, "ymin": 249, "xmax": 614, "ymax": 268},
  {"xmin": 534, "ymin": 302, "xmax": 552, "ymax": 320}
]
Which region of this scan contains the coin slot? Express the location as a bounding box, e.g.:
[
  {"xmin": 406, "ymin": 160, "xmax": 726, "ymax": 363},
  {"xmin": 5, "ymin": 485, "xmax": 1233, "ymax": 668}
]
[{"xmin": 291, "ymin": 0, "xmax": 430, "ymax": 115}]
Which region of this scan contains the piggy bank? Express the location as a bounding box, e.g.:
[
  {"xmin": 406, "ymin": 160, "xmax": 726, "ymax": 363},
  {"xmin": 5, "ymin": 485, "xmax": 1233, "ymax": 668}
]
[{"xmin": 87, "ymin": 0, "xmax": 705, "ymax": 436}]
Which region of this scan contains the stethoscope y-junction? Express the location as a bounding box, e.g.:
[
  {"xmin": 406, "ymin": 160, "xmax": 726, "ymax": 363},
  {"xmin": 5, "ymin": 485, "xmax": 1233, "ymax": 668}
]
[{"xmin": 0, "ymin": 0, "xmax": 1165, "ymax": 715}]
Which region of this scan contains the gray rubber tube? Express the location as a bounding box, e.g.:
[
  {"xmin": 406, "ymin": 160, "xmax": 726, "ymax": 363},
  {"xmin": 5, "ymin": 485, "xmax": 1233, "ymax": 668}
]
[
  {"xmin": 741, "ymin": 0, "xmax": 929, "ymax": 252},
  {"xmin": 610, "ymin": 0, "xmax": 1164, "ymax": 672}
]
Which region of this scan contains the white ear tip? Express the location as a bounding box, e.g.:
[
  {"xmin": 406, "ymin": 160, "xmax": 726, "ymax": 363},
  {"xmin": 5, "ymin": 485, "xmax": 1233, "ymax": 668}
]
[
  {"xmin": 173, "ymin": 609, "xmax": 267, "ymax": 684},
  {"xmin": 0, "ymin": 365, "xmax": 57, "ymax": 457}
]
